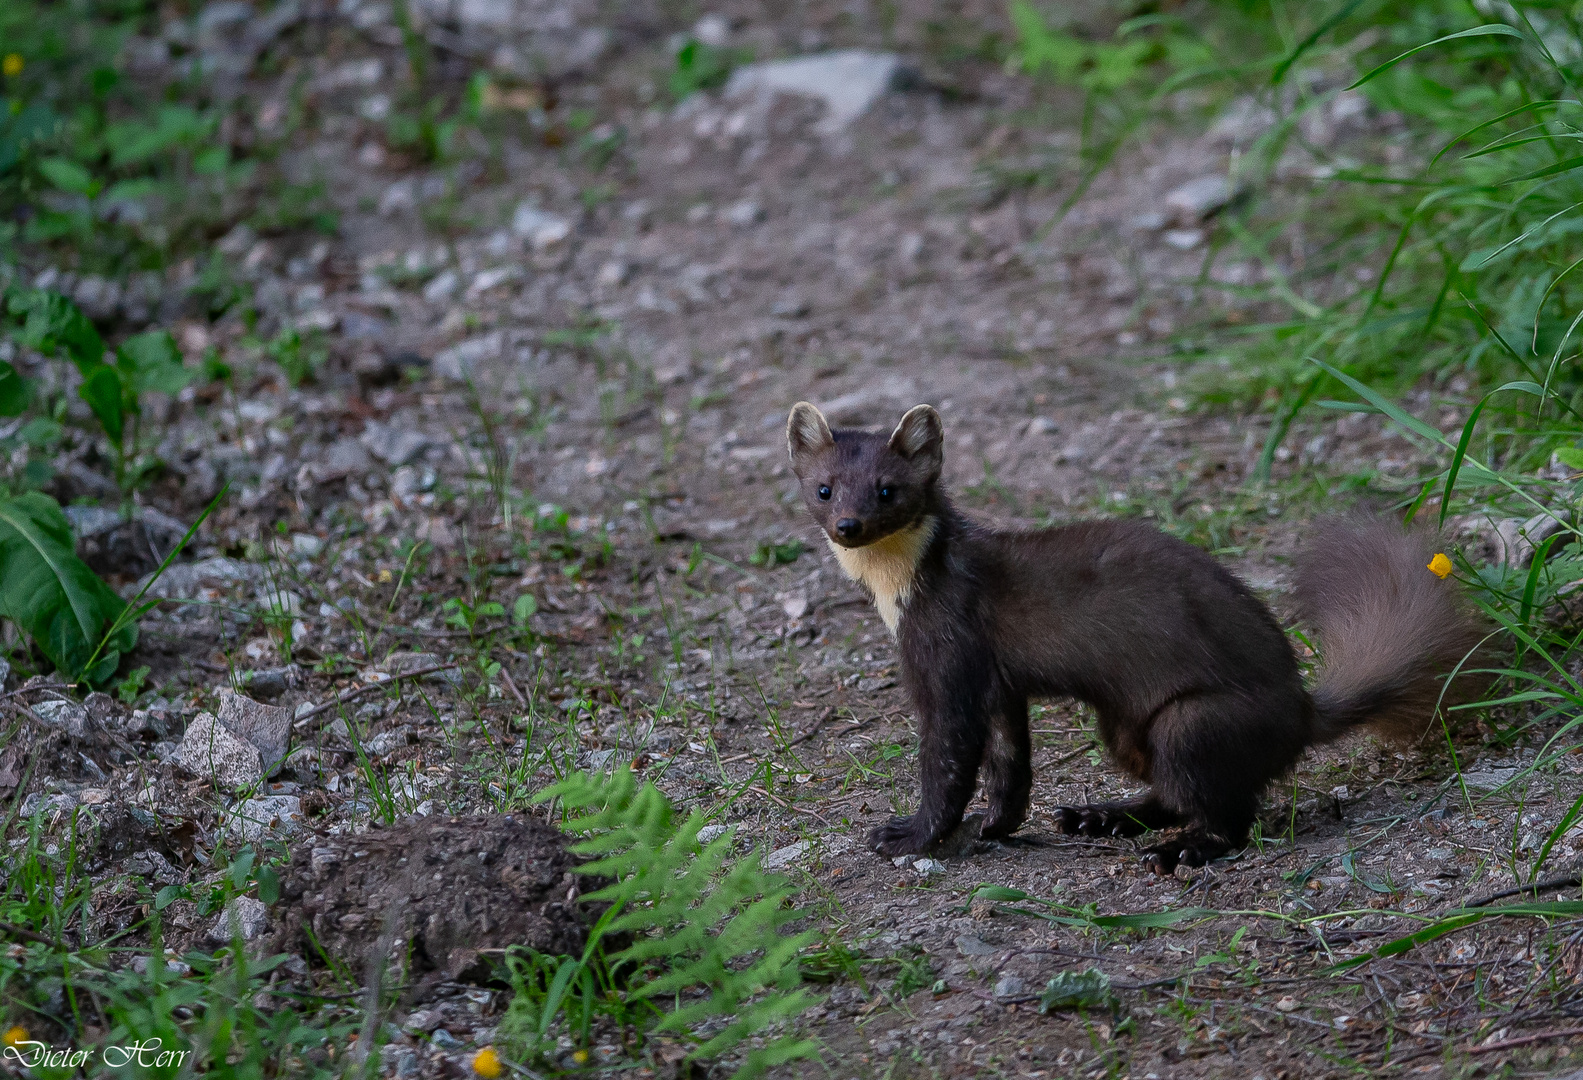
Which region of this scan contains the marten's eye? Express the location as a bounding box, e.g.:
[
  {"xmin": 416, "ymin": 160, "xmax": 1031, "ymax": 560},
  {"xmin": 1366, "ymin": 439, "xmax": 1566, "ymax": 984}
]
[
  {"xmin": 878, "ymin": 485, "xmax": 895, "ymax": 502},
  {"xmin": 817, "ymin": 485, "xmax": 832, "ymax": 501}
]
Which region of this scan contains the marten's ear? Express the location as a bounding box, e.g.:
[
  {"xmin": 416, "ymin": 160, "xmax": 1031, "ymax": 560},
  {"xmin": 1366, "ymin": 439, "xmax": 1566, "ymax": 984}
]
[
  {"xmin": 888, "ymin": 404, "xmax": 943, "ymax": 467},
  {"xmin": 787, "ymin": 402, "xmax": 834, "ymax": 475}
]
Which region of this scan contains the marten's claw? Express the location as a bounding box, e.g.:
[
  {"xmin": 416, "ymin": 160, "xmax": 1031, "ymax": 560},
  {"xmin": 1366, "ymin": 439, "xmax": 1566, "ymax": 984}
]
[
  {"xmin": 1053, "ymin": 803, "xmax": 1153, "ymax": 839},
  {"xmin": 869, "ymin": 816, "xmax": 934, "ymax": 857},
  {"xmin": 1142, "ymin": 833, "xmax": 1228, "ymax": 875},
  {"xmin": 1142, "ymin": 848, "xmax": 1181, "ymax": 875}
]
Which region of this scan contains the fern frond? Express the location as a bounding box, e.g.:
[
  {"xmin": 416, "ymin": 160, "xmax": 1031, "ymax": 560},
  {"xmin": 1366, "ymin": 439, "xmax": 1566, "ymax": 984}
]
[{"xmin": 531, "ymin": 768, "xmax": 822, "ymax": 1078}]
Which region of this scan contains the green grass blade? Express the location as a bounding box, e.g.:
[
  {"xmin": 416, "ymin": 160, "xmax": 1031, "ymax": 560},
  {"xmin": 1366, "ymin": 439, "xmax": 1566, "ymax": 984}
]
[
  {"xmin": 1272, "ymin": 0, "xmax": 1366, "ymax": 85},
  {"xmin": 1532, "ymin": 790, "xmax": 1583, "ymax": 883},
  {"xmin": 1519, "ymin": 530, "xmax": 1563, "ymax": 630},
  {"xmin": 1346, "ymin": 24, "xmax": 1528, "ymax": 90},
  {"xmin": 1306, "ymin": 358, "xmax": 1449, "ymax": 445},
  {"xmin": 1439, "ymin": 382, "xmax": 1543, "ymax": 526}
]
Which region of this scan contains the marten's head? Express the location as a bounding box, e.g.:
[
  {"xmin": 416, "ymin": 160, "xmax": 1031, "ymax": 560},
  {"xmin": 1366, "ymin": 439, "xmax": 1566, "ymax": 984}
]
[{"xmin": 786, "ymin": 402, "xmax": 943, "ymax": 549}]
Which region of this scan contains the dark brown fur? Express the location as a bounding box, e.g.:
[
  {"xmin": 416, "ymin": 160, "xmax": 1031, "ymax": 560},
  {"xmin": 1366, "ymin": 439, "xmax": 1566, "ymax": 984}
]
[{"xmin": 788, "ymin": 402, "xmax": 1488, "ymax": 873}]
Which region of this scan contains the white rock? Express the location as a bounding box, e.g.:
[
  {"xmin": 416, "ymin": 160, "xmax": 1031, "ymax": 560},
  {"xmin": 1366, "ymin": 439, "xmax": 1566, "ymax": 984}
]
[
  {"xmin": 421, "ymin": 269, "xmax": 459, "ymax": 304},
  {"xmin": 230, "ymin": 795, "xmax": 302, "ymax": 842},
  {"xmin": 217, "ymin": 691, "xmax": 294, "ymax": 771},
  {"xmin": 132, "ymin": 954, "xmax": 191, "ymax": 976},
  {"xmin": 315, "ymin": 57, "xmax": 385, "ymax": 92},
  {"xmin": 763, "ymin": 840, "xmax": 811, "ymax": 870},
  {"xmin": 32, "ymin": 700, "xmax": 91, "ymax": 739},
  {"xmin": 64, "ymin": 505, "xmax": 123, "ymax": 538},
  {"xmin": 1163, "ymin": 228, "xmax": 1205, "ymax": 250},
  {"xmin": 364, "ymin": 730, "xmax": 408, "ymax": 756},
  {"xmin": 173, "ymin": 713, "xmax": 264, "ymax": 791},
  {"xmin": 781, "ymin": 594, "xmax": 809, "ymax": 620},
  {"xmin": 468, "ymin": 264, "xmax": 524, "ymax": 295},
  {"xmin": 378, "ymin": 178, "xmax": 415, "ymax": 215},
  {"xmin": 510, "ymin": 205, "xmax": 574, "ymax": 250},
  {"xmin": 324, "ymin": 437, "xmax": 373, "ymax": 474},
  {"xmin": 955, "ymin": 934, "xmax": 998, "ymax": 956},
  {"xmin": 360, "ymin": 421, "xmax": 432, "ymax": 466},
  {"xmin": 994, "ymin": 974, "xmax": 1027, "ymax": 999},
  {"xmin": 720, "ymin": 199, "xmax": 763, "ymax": 227},
  {"xmin": 724, "ymin": 50, "xmax": 913, "ymax": 135},
  {"xmin": 1164, "ymin": 175, "xmax": 1234, "ymax": 223},
  {"xmin": 433, "ymin": 330, "xmax": 504, "ymax": 380},
  {"xmin": 693, "ymin": 13, "xmax": 729, "ymax": 47},
  {"xmin": 1492, "ymin": 512, "xmax": 1566, "ymax": 567},
  {"xmin": 696, "ymin": 824, "xmax": 729, "ymax": 844},
  {"xmin": 208, "ymin": 896, "xmax": 270, "ymax": 943},
  {"xmin": 137, "ymin": 556, "xmax": 262, "ymax": 601},
  {"xmin": 596, "ymin": 260, "xmax": 630, "ymax": 287},
  {"xmin": 1026, "ymin": 417, "xmax": 1058, "ymax": 436},
  {"xmin": 1207, "ymin": 96, "xmax": 1277, "ymax": 146},
  {"xmin": 912, "ymin": 857, "xmax": 947, "ymax": 875},
  {"xmin": 296, "ymin": 309, "xmax": 337, "ymax": 333},
  {"xmin": 1462, "ymin": 767, "xmax": 1520, "ymax": 791}
]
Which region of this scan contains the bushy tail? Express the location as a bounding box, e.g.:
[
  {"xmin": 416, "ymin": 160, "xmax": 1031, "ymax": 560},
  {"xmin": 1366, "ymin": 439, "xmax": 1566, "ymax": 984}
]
[{"xmin": 1292, "ymin": 518, "xmax": 1490, "ymax": 743}]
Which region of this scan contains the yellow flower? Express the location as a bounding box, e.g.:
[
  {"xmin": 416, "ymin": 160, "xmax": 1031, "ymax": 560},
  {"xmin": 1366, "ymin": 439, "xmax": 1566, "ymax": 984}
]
[
  {"xmin": 471, "ymin": 1047, "xmax": 503, "ymax": 1079},
  {"xmin": 1428, "ymin": 553, "xmax": 1453, "ymax": 579},
  {"xmin": 3, "ymin": 1026, "xmax": 27, "ymax": 1048},
  {"xmin": 2, "ymin": 54, "xmax": 22, "ymax": 78},
  {"xmin": 571, "ymin": 1048, "xmax": 590, "ymax": 1065},
  {"xmin": 377, "ymin": 568, "xmax": 393, "ymax": 583}
]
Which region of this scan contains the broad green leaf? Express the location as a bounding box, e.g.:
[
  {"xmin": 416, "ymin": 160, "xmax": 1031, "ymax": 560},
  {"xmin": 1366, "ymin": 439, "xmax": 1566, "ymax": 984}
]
[
  {"xmin": 37, "ymin": 156, "xmax": 95, "ymax": 195},
  {"xmin": 1554, "ymin": 446, "xmax": 1583, "ymax": 470},
  {"xmin": 0, "ymin": 361, "xmax": 30, "ymax": 416},
  {"xmin": 0, "ymin": 492, "xmax": 135, "ymax": 681},
  {"xmin": 78, "ymin": 364, "xmax": 125, "ymax": 445},
  {"xmin": 513, "ymin": 593, "xmax": 538, "ymax": 624},
  {"xmin": 116, "ymin": 329, "xmax": 192, "ymax": 397},
  {"xmin": 18, "ymin": 417, "xmax": 61, "ymax": 448},
  {"xmin": 106, "ymin": 105, "xmax": 209, "ymax": 167},
  {"xmin": 1089, "ymin": 906, "xmax": 1218, "ymax": 929},
  {"xmin": 1039, "ymin": 968, "xmax": 1113, "ymax": 1011},
  {"xmin": 8, "ymin": 289, "xmax": 105, "ymax": 372}
]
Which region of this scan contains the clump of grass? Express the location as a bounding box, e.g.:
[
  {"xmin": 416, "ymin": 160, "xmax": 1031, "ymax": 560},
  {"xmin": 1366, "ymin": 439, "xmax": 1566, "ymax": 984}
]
[{"xmin": 0, "ymin": 814, "xmax": 357, "ymax": 1076}]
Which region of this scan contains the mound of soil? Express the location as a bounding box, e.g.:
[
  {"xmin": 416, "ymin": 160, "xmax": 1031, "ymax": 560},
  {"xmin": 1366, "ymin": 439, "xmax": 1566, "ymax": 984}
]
[{"xmin": 269, "ymin": 814, "xmax": 601, "ymax": 995}]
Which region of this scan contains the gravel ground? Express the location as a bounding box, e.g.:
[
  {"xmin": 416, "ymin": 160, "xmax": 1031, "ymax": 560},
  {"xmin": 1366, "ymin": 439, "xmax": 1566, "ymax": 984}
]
[{"xmin": 8, "ymin": 1, "xmax": 1583, "ymax": 1077}]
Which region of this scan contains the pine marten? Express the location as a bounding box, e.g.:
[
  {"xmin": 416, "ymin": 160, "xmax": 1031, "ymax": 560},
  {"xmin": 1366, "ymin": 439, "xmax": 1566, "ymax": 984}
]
[{"xmin": 787, "ymin": 401, "xmax": 1486, "ymax": 873}]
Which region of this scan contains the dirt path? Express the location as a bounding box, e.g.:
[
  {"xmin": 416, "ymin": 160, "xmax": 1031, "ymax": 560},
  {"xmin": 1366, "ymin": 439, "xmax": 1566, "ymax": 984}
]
[{"xmin": 15, "ymin": 2, "xmax": 1583, "ymax": 1078}]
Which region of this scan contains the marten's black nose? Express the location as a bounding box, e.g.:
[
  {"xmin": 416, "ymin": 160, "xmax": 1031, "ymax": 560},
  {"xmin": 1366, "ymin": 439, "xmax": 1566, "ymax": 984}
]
[{"xmin": 836, "ymin": 518, "xmax": 863, "ymax": 539}]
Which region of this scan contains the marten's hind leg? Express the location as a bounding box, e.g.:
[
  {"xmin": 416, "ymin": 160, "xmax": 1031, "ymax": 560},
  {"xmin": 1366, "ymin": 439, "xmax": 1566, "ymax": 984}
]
[
  {"xmin": 981, "ymin": 699, "xmax": 1032, "ymax": 839},
  {"xmin": 1140, "ymin": 691, "xmax": 1298, "ymax": 875},
  {"xmin": 1053, "ymin": 795, "xmax": 1179, "ymax": 838}
]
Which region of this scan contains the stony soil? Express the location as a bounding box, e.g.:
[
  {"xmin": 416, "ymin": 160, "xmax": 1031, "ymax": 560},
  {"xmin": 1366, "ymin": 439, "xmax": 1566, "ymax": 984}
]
[{"xmin": 9, "ymin": 1, "xmax": 1583, "ymax": 1078}]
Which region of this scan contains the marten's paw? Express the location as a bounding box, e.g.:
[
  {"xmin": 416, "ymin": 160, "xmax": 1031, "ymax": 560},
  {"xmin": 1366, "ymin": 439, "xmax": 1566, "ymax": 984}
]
[
  {"xmin": 1052, "ymin": 802, "xmax": 1158, "ymax": 838},
  {"xmin": 869, "ymin": 816, "xmax": 934, "ymax": 857},
  {"xmin": 1141, "ymin": 832, "xmax": 1232, "ymax": 876}
]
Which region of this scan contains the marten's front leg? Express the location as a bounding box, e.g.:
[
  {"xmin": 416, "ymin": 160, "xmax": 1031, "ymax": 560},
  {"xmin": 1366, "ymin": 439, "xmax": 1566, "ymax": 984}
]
[
  {"xmin": 981, "ymin": 699, "xmax": 1032, "ymax": 839},
  {"xmin": 870, "ymin": 664, "xmax": 992, "ymax": 857}
]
